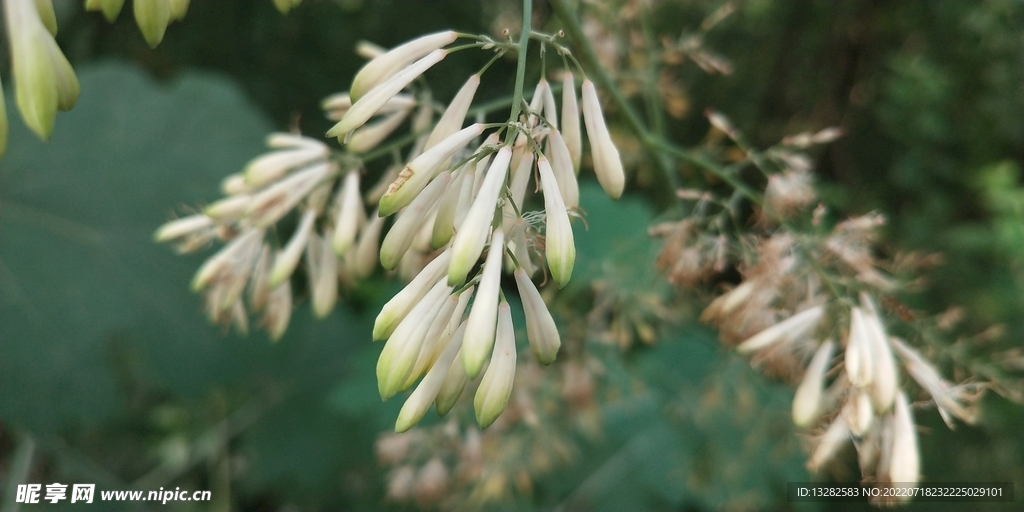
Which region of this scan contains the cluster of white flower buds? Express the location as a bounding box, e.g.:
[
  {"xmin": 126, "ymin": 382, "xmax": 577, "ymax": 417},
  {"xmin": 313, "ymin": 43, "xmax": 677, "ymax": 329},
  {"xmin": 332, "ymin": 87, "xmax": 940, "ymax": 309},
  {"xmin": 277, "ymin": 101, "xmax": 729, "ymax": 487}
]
[
  {"xmin": 323, "ymin": 30, "xmax": 625, "ymax": 430},
  {"xmin": 699, "ymin": 218, "xmax": 983, "ymax": 503},
  {"xmin": 157, "ymin": 28, "xmax": 627, "ymax": 430}
]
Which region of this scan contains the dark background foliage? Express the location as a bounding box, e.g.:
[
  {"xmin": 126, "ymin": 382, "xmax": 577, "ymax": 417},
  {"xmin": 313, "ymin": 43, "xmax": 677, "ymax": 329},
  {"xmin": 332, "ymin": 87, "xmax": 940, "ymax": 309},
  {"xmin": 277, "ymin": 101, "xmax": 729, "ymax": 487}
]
[{"xmin": 1, "ymin": 1, "xmax": 1020, "ymax": 510}]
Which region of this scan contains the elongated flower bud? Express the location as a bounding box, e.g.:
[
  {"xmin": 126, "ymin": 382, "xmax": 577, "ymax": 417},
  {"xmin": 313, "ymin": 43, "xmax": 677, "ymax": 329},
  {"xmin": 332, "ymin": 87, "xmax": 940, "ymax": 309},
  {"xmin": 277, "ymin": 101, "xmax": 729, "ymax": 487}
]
[
  {"xmin": 169, "ymin": 0, "xmax": 190, "ymax": 20},
  {"xmin": 350, "ymin": 31, "xmax": 457, "ymax": 102},
  {"xmin": 395, "ymin": 321, "xmax": 466, "ymax": 432},
  {"xmin": 435, "ymin": 325, "xmax": 469, "ymax": 416},
  {"xmin": 474, "ymin": 301, "xmax": 517, "ymax": 428},
  {"xmin": 328, "ymin": 49, "xmax": 447, "ymax": 140},
  {"xmin": 85, "ymin": 0, "xmax": 126, "ymax": 22},
  {"xmin": 269, "ymin": 209, "xmax": 316, "ymax": 287},
  {"xmin": 263, "ymin": 279, "xmax": 292, "ymax": 341},
  {"xmin": 154, "ymin": 214, "xmax": 212, "ymax": 242},
  {"xmin": 41, "ymin": 33, "xmax": 79, "ymax": 112},
  {"xmin": 448, "ymin": 147, "xmax": 512, "ymax": 286},
  {"xmin": 807, "ymin": 415, "xmax": 850, "ymax": 472},
  {"xmin": 889, "ymin": 392, "xmax": 919, "ymax": 490},
  {"xmin": 462, "ymin": 229, "xmax": 505, "ymax": 378},
  {"xmin": 133, "ymin": 0, "xmax": 172, "ymax": 48},
  {"xmin": 204, "ymin": 194, "xmax": 251, "ymax": 222},
  {"xmin": 861, "ymin": 294, "xmax": 898, "ymax": 412},
  {"xmin": 540, "ymin": 78, "xmax": 558, "ymax": 130},
  {"xmin": 561, "ymin": 72, "xmax": 582, "ymax": 172},
  {"xmin": 424, "ymin": 74, "xmax": 480, "ymax": 152},
  {"xmin": 537, "ymin": 156, "xmax": 575, "ymax": 288},
  {"xmin": 248, "ymin": 244, "xmax": 272, "ymax": 311},
  {"xmin": 430, "ymin": 169, "xmax": 466, "ymax": 249},
  {"xmin": 736, "ymin": 305, "xmax": 824, "ymax": 354},
  {"xmin": 547, "ymin": 129, "xmax": 579, "ymax": 209},
  {"xmin": 347, "ymin": 109, "xmax": 409, "ymax": 154},
  {"xmin": 309, "ymin": 228, "xmax": 338, "ymax": 318},
  {"xmin": 374, "ymin": 250, "xmax": 451, "ymax": 340},
  {"xmin": 7, "ymin": 0, "xmax": 57, "ymax": 139},
  {"xmin": 380, "ymin": 172, "xmax": 450, "ymax": 269},
  {"xmin": 377, "ymin": 279, "xmax": 451, "ymax": 400},
  {"xmin": 581, "ymin": 80, "xmax": 625, "ymax": 199},
  {"xmin": 515, "ymin": 268, "xmax": 560, "ymax": 364},
  {"xmin": 379, "ymin": 123, "xmax": 484, "ymax": 217},
  {"xmin": 845, "ymin": 307, "xmax": 874, "ymax": 388},
  {"xmin": 348, "ymin": 209, "xmax": 384, "ymax": 279},
  {"xmin": 792, "ymin": 339, "xmax": 834, "ymax": 427},
  {"xmin": 332, "ymin": 171, "xmax": 363, "ymax": 255},
  {"xmin": 244, "ymin": 146, "xmax": 327, "ymax": 187}
]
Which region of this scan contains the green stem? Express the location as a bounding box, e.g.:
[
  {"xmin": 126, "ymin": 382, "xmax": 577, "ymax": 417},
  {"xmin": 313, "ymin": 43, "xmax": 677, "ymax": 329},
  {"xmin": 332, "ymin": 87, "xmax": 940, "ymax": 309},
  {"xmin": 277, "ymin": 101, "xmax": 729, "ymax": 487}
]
[{"xmin": 505, "ymin": 0, "xmax": 533, "ymax": 145}]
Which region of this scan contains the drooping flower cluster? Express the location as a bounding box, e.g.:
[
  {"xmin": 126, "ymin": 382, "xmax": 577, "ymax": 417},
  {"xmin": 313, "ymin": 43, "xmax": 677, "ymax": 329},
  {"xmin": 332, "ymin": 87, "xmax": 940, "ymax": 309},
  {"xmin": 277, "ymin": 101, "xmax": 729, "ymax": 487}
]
[
  {"xmin": 157, "ymin": 28, "xmax": 628, "ymax": 430},
  {"xmin": 653, "ymin": 119, "xmax": 990, "ymax": 503}
]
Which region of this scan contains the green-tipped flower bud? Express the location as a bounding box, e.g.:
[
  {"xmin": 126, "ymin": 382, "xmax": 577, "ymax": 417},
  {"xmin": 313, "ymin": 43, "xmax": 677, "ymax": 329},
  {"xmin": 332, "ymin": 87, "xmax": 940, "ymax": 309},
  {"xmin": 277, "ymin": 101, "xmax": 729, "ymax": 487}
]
[
  {"xmin": 514, "ymin": 268, "xmax": 560, "ymax": 364},
  {"xmin": 537, "ymin": 156, "xmax": 575, "ymax": 287},
  {"xmin": 581, "ymin": 80, "xmax": 626, "ymax": 199},
  {"xmin": 85, "ymin": 0, "xmax": 126, "ymax": 22},
  {"xmin": 373, "ymin": 250, "xmax": 450, "ymax": 340},
  {"xmin": 448, "ymin": 146, "xmax": 511, "ymax": 286},
  {"xmin": 461, "ymin": 229, "xmax": 504, "ymax": 378},
  {"xmin": 133, "ymin": 0, "xmax": 172, "ymax": 48},
  {"xmin": 474, "ymin": 301, "xmax": 516, "ymax": 428}
]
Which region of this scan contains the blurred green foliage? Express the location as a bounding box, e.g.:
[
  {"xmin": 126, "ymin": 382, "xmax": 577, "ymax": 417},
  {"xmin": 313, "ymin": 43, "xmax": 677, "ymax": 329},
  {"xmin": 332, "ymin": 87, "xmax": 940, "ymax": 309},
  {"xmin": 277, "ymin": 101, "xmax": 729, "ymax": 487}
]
[{"xmin": 1, "ymin": 1, "xmax": 1021, "ymax": 511}]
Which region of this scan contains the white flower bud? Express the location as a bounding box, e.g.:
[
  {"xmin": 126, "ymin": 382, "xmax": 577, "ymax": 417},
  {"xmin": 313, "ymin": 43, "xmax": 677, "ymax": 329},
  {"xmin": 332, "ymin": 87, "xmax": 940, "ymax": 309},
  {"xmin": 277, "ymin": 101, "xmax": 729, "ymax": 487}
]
[
  {"xmin": 537, "ymin": 156, "xmax": 575, "ymax": 288},
  {"xmin": 380, "ymin": 171, "xmax": 450, "ymax": 270},
  {"xmin": 561, "ymin": 71, "xmax": 582, "ymax": 171},
  {"xmin": 807, "ymin": 414, "xmax": 850, "ymax": 472},
  {"xmin": 6, "ymin": 0, "xmax": 58, "ymax": 139},
  {"xmin": 265, "ymin": 132, "xmax": 328, "ymax": 151},
  {"xmin": 348, "ymin": 209, "xmax": 385, "ymax": 279},
  {"xmin": 347, "ymin": 109, "xmax": 410, "ymax": 154},
  {"xmin": 169, "ymin": 0, "xmax": 189, "ymax": 21},
  {"xmin": 435, "ymin": 324, "xmax": 469, "ymax": 416},
  {"xmin": 395, "ymin": 320, "xmax": 465, "ymax": 432},
  {"xmin": 792, "ymin": 339, "xmax": 834, "ymax": 428},
  {"xmin": 861, "ymin": 294, "xmax": 898, "ymax": 412},
  {"xmin": 332, "ymin": 171, "xmax": 363, "ymax": 255},
  {"xmin": 328, "ymin": 49, "xmax": 447, "ymax": 140},
  {"xmin": 220, "ymin": 173, "xmax": 251, "ymax": 196},
  {"xmin": 308, "ymin": 228, "xmax": 338, "ymax": 318},
  {"xmin": 581, "ymin": 80, "xmax": 625, "ymax": 199},
  {"xmin": 474, "ymin": 301, "xmax": 517, "ymax": 428},
  {"xmin": 373, "ymin": 250, "xmax": 451, "ymax": 340},
  {"xmin": 269, "ymin": 209, "xmax": 316, "ymax": 287},
  {"xmin": 448, "ymin": 147, "xmax": 512, "ymax": 286},
  {"xmin": 736, "ymin": 305, "xmax": 824, "ymax": 354},
  {"xmin": 379, "ymin": 123, "xmax": 484, "ymax": 217},
  {"xmin": 248, "ymin": 244, "xmax": 272, "ymax": 311},
  {"xmin": 540, "ymin": 78, "xmax": 558, "ymax": 130},
  {"xmin": 377, "ymin": 279, "xmax": 451, "ymax": 400},
  {"xmin": 547, "ymin": 129, "xmax": 579, "ymax": 209},
  {"xmin": 462, "ymin": 229, "xmax": 505, "ymax": 378},
  {"xmin": 204, "ymin": 194, "xmax": 251, "ymax": 222},
  {"xmin": 844, "ymin": 388, "xmax": 874, "ymax": 437},
  {"xmin": 133, "ymin": 0, "xmax": 171, "ymax": 48},
  {"xmin": 263, "ymin": 279, "xmax": 292, "ymax": 342},
  {"xmin": 845, "ymin": 307, "xmax": 875, "ymax": 388},
  {"xmin": 423, "ymin": 74, "xmax": 480, "ymax": 152},
  {"xmin": 889, "ymin": 392, "xmax": 920, "ymax": 490},
  {"xmin": 349, "ymin": 31, "xmax": 457, "ymax": 102},
  {"xmin": 515, "ymin": 268, "xmax": 560, "ymax": 364},
  {"xmin": 154, "ymin": 214, "xmax": 213, "ymax": 242},
  {"xmin": 244, "ymin": 146, "xmax": 327, "ymax": 187},
  {"xmin": 430, "ymin": 168, "xmax": 467, "ymax": 249}
]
